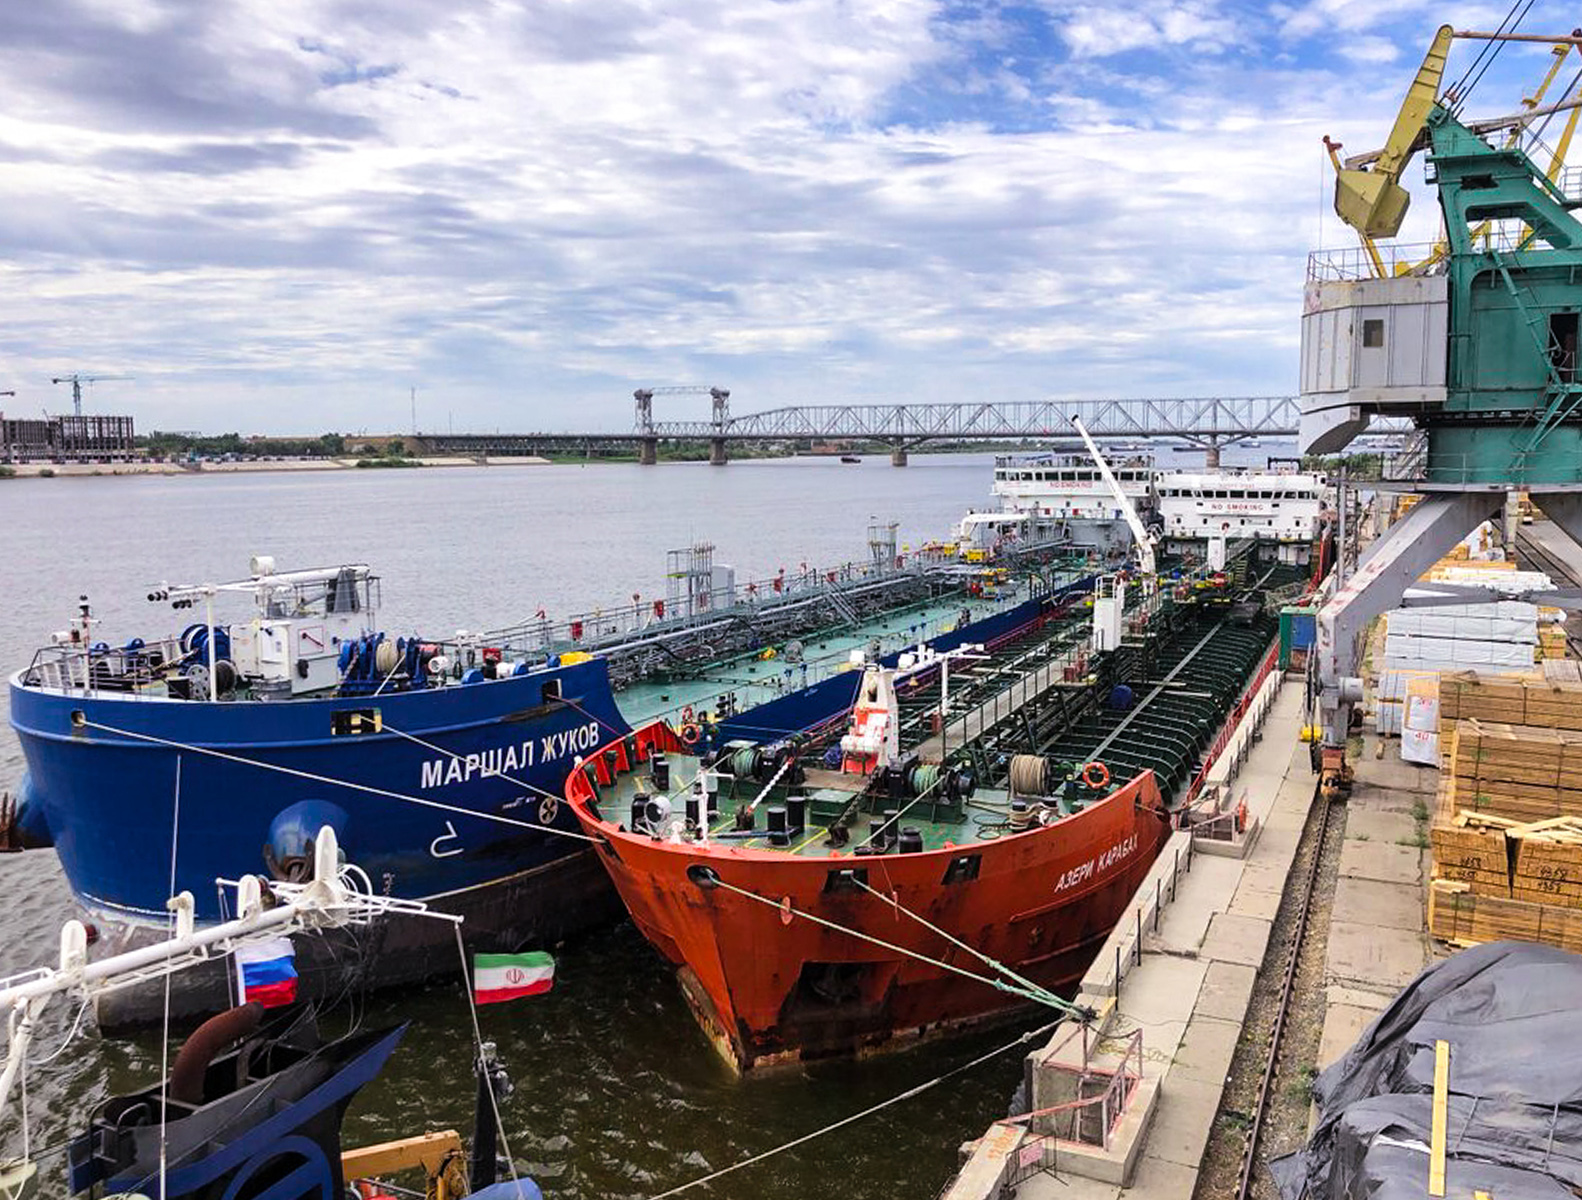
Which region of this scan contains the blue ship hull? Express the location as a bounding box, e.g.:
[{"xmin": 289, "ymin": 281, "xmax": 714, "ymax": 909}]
[{"xmin": 9, "ymin": 657, "xmax": 631, "ymax": 923}]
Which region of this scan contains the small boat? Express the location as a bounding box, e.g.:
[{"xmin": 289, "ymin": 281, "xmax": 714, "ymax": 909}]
[
  {"xmin": 0, "ymin": 828, "xmax": 543, "ymax": 1200},
  {"xmin": 840, "ymin": 454, "xmax": 861, "ymax": 464}
]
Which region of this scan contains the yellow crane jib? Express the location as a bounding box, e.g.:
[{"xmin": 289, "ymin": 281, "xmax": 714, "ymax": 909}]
[{"xmin": 1333, "ymin": 24, "xmax": 1454, "ymax": 239}]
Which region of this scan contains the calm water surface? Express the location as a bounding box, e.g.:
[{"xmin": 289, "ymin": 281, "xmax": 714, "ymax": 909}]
[{"xmin": 0, "ymin": 454, "xmax": 1049, "ymax": 1200}]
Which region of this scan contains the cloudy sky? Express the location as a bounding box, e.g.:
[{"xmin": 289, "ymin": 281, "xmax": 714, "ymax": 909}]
[{"xmin": 0, "ymin": 0, "xmax": 1566, "ymax": 434}]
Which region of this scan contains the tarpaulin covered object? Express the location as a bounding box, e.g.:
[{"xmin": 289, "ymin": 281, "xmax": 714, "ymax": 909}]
[{"xmin": 1271, "ymin": 941, "xmax": 1582, "ymax": 1199}]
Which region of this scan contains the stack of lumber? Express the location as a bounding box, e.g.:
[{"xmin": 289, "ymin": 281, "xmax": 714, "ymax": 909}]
[
  {"xmin": 1448, "ymin": 719, "xmax": 1582, "ymax": 821},
  {"xmin": 1428, "ymin": 879, "xmax": 1582, "ymax": 952},
  {"xmin": 1428, "ymin": 709, "xmax": 1582, "ymax": 948},
  {"xmin": 1539, "ymin": 623, "xmax": 1572, "ymax": 660},
  {"xmin": 1428, "ymin": 776, "xmax": 1511, "ymax": 897},
  {"xmin": 1543, "ymin": 659, "xmax": 1582, "ymax": 685},
  {"xmin": 1438, "ymin": 672, "xmax": 1582, "ymax": 733}
]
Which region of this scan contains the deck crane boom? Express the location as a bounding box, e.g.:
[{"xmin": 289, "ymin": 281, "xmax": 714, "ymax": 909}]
[
  {"xmin": 1331, "ymin": 25, "xmax": 1455, "ymax": 243},
  {"xmin": 1069, "ymin": 415, "xmax": 1157, "ymax": 588}
]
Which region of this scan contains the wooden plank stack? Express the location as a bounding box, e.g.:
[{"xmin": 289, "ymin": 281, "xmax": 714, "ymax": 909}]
[
  {"xmin": 1428, "ymin": 879, "xmax": 1582, "ymax": 952},
  {"xmin": 1438, "ymin": 671, "xmax": 1582, "ymax": 733},
  {"xmin": 1429, "ymin": 777, "xmax": 1512, "ymax": 897},
  {"xmin": 1427, "ymin": 669, "xmax": 1582, "ymax": 950},
  {"xmin": 1448, "ymin": 720, "xmax": 1582, "ymax": 822}
]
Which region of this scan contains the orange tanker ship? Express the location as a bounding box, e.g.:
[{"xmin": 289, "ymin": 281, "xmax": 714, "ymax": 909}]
[
  {"xmin": 563, "ymin": 563, "xmax": 1291, "ymax": 1071},
  {"xmin": 562, "ymin": 650, "xmax": 1175, "ymax": 1070}
]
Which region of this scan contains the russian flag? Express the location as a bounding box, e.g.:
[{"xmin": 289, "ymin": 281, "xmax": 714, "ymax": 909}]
[{"xmin": 234, "ymin": 936, "xmax": 298, "ymax": 1008}]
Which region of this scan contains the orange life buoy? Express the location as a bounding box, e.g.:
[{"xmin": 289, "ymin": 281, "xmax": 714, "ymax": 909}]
[
  {"xmin": 1236, "ymin": 798, "xmax": 1248, "ymax": 833},
  {"xmin": 1082, "ymin": 761, "xmax": 1111, "ymax": 789},
  {"xmin": 680, "ymin": 722, "xmax": 702, "ymax": 746}
]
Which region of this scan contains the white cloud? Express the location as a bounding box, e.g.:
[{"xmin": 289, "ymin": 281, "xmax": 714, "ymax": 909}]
[{"xmin": 0, "ymin": 0, "xmax": 1568, "ymax": 433}]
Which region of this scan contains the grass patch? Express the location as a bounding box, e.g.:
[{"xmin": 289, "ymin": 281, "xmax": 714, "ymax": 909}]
[
  {"xmin": 1411, "ymin": 797, "xmax": 1429, "ymax": 824},
  {"xmin": 1397, "ymin": 831, "xmax": 1431, "ymax": 849},
  {"xmin": 1353, "ymin": 832, "xmax": 1370, "ymax": 842},
  {"xmin": 36, "ymin": 467, "xmax": 54, "ymax": 478},
  {"xmin": 0, "ymin": 465, "xmax": 13, "ymax": 478},
  {"xmin": 1286, "ymin": 1064, "xmax": 1320, "ymax": 1104}
]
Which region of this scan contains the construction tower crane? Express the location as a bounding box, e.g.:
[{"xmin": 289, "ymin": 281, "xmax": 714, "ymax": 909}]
[
  {"xmin": 1069, "ymin": 415, "xmax": 1158, "ymax": 589},
  {"xmin": 51, "ymin": 374, "xmax": 133, "ymax": 417}
]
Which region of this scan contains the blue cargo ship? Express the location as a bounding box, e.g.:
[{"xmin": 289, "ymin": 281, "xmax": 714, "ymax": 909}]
[{"xmin": 7, "ymin": 545, "xmax": 1081, "ymax": 1023}]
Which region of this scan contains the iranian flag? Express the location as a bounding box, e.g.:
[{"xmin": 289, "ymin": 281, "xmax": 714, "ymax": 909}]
[{"xmin": 473, "ymin": 951, "xmax": 555, "ymax": 1005}]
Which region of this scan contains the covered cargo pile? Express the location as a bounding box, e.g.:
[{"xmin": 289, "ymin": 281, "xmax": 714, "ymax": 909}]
[
  {"xmin": 1428, "ymin": 671, "xmax": 1582, "ymax": 950},
  {"xmin": 1272, "ymin": 942, "xmax": 1582, "ymax": 1200},
  {"xmin": 1382, "ymin": 598, "xmax": 1541, "ymax": 675}
]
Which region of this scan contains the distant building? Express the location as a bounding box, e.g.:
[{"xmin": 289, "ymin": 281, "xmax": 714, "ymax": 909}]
[{"xmin": 0, "ymin": 413, "xmax": 137, "ymax": 462}]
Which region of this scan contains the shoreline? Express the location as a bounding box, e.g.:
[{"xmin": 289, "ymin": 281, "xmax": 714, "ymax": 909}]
[{"xmin": 0, "ymin": 455, "xmax": 553, "ymax": 478}]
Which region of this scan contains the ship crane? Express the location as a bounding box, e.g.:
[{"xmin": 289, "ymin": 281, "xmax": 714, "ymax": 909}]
[
  {"xmin": 51, "ymin": 373, "xmax": 133, "ymax": 416},
  {"xmin": 1069, "ymin": 415, "xmax": 1157, "ymax": 590},
  {"xmin": 1303, "ymin": 25, "xmax": 1582, "ymax": 799}
]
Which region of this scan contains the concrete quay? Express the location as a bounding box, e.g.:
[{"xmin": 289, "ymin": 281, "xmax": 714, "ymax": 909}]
[{"xmin": 943, "ymin": 680, "xmax": 1436, "ymax": 1199}]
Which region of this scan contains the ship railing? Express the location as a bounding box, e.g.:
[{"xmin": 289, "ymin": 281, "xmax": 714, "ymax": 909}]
[
  {"xmin": 1379, "ymin": 448, "xmax": 1582, "ymax": 487},
  {"xmin": 1181, "ymin": 642, "xmax": 1279, "ymax": 810},
  {"xmin": 482, "ymin": 553, "xmax": 963, "ymax": 656},
  {"xmin": 21, "ymin": 634, "xmax": 193, "ymax": 697}
]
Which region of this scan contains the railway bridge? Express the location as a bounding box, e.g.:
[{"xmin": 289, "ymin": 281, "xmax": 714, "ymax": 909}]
[{"xmin": 415, "ymin": 391, "xmax": 1411, "ymax": 465}]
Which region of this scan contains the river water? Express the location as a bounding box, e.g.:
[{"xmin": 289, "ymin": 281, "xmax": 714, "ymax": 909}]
[{"xmin": 0, "ymin": 447, "xmax": 1263, "ymax": 1199}]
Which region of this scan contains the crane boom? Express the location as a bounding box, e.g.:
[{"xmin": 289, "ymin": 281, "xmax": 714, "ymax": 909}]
[
  {"xmin": 1332, "ymin": 24, "xmax": 1454, "ymax": 240},
  {"xmin": 50, "ymin": 373, "xmax": 133, "ymax": 417},
  {"xmin": 1068, "ymin": 415, "xmax": 1156, "ymax": 584}
]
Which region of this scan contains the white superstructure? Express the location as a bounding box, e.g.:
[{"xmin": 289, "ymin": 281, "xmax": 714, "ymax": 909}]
[
  {"xmin": 985, "ymin": 455, "xmax": 1154, "ymax": 561},
  {"xmin": 1154, "ymin": 469, "xmax": 1327, "ymax": 563}
]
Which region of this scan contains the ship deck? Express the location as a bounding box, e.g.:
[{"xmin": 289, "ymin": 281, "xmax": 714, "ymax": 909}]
[
  {"xmin": 612, "ymin": 571, "xmax": 1078, "ymax": 729},
  {"xmin": 606, "ymin": 757, "xmax": 1029, "ymax": 858}
]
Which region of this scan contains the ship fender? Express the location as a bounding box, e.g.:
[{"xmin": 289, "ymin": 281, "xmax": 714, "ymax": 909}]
[{"xmin": 264, "ymin": 800, "xmax": 351, "ymax": 882}]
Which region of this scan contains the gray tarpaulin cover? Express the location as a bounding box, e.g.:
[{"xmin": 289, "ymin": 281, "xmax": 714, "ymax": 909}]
[{"xmin": 1270, "ymin": 941, "xmax": 1582, "ymax": 1200}]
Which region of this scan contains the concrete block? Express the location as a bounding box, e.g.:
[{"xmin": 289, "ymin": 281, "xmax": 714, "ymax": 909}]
[
  {"xmin": 1326, "ymin": 919, "xmax": 1428, "ymax": 994},
  {"xmin": 1317, "ymin": 1002, "xmax": 1381, "ymax": 1071},
  {"xmin": 1122, "ymin": 1152, "xmax": 1203, "ymax": 1199},
  {"xmin": 1337, "ymin": 838, "xmax": 1422, "ymax": 887},
  {"xmin": 1343, "ymin": 808, "xmax": 1418, "ymax": 846},
  {"xmin": 1233, "ymin": 859, "xmax": 1288, "ymax": 894},
  {"xmin": 940, "ymin": 1121, "xmax": 1021, "ymax": 1200},
  {"xmin": 1199, "ymin": 911, "xmax": 1272, "ymax": 968},
  {"xmin": 1037, "ymin": 1073, "xmax": 1160, "ymax": 1186},
  {"xmin": 1227, "ymin": 882, "xmax": 1282, "ymax": 920},
  {"xmin": 1192, "ymin": 961, "xmax": 1257, "ymax": 1022},
  {"xmin": 1143, "ymin": 1075, "xmax": 1222, "ymax": 1168},
  {"xmin": 1171, "ymin": 1016, "xmax": 1242, "ymax": 1088},
  {"xmin": 1333, "ymin": 876, "xmax": 1423, "ymax": 932}
]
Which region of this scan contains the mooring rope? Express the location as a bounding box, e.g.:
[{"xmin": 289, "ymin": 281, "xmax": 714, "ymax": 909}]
[
  {"xmin": 704, "ymin": 875, "xmax": 1081, "ymax": 1014},
  {"xmin": 72, "ymin": 717, "xmax": 601, "ymax": 845},
  {"xmin": 847, "ymin": 876, "xmax": 1082, "ymax": 1015},
  {"xmin": 642, "ymin": 1017, "xmax": 1063, "ymax": 1200}
]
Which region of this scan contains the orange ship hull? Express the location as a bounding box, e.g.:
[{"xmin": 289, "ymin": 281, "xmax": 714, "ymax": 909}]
[{"xmin": 565, "ymin": 724, "xmax": 1172, "ymax": 1071}]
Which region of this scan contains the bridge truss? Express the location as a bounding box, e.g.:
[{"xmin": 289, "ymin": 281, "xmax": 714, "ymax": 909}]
[{"xmin": 645, "ymin": 396, "xmax": 1409, "ymax": 443}]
